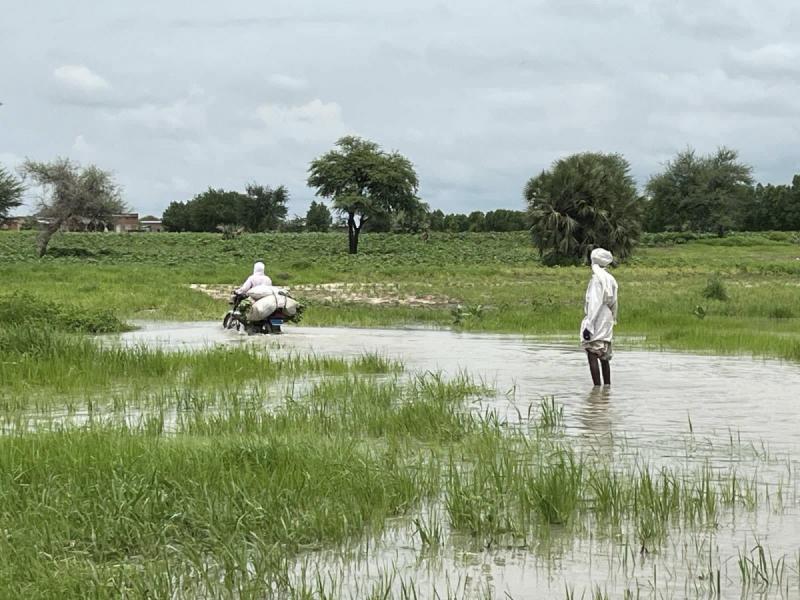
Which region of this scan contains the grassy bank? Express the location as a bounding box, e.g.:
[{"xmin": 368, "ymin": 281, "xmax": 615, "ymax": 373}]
[{"xmin": 2, "ymin": 230, "xmax": 800, "ymax": 361}]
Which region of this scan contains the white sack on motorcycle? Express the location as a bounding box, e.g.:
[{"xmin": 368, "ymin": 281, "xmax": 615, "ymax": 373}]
[
  {"xmin": 247, "ymin": 285, "xmax": 288, "ymax": 300},
  {"xmin": 249, "ymin": 292, "xmax": 288, "ymax": 321}
]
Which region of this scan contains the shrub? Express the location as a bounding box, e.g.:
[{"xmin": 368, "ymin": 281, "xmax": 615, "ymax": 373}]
[{"xmin": 702, "ymin": 275, "xmax": 729, "ymax": 302}]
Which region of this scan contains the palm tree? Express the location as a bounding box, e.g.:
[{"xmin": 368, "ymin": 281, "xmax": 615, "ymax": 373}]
[{"xmin": 525, "ymin": 152, "xmax": 641, "ymax": 265}]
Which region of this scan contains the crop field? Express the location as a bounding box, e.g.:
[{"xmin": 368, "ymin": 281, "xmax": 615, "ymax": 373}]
[{"xmin": 1, "ymin": 230, "xmax": 800, "ymax": 598}]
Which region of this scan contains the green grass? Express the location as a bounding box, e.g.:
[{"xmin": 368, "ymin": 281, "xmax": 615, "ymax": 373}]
[
  {"xmin": 0, "ymin": 364, "xmax": 484, "ymax": 597},
  {"xmin": 2, "ymin": 229, "xmax": 800, "ymax": 598},
  {"xmin": 3, "ymin": 230, "xmax": 800, "ymax": 360},
  {"xmin": 0, "ymin": 324, "xmax": 401, "ymax": 408},
  {"xmin": 0, "ymin": 429, "xmax": 423, "ymax": 597},
  {"xmin": 0, "ymin": 325, "xmax": 792, "ymax": 597}
]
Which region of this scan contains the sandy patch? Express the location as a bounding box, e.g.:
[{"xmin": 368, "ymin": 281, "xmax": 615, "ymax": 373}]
[{"xmin": 190, "ymin": 282, "xmax": 458, "ymax": 307}]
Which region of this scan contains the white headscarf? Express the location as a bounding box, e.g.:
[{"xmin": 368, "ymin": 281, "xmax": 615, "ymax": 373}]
[
  {"xmin": 590, "ymin": 248, "xmax": 613, "ymax": 267},
  {"xmin": 590, "ymin": 248, "xmax": 615, "ymax": 298},
  {"xmin": 253, "ymin": 262, "xmax": 265, "ymax": 275}
]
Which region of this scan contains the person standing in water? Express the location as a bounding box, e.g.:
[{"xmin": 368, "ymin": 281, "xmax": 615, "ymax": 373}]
[{"xmin": 581, "ymin": 248, "xmax": 618, "ymax": 386}]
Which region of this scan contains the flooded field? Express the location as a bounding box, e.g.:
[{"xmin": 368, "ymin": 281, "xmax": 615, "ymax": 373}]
[
  {"xmin": 108, "ymin": 322, "xmax": 800, "ymax": 599},
  {"xmin": 120, "ymin": 322, "xmax": 800, "ymax": 452}
]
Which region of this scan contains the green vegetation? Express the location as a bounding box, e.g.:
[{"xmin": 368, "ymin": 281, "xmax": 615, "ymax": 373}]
[
  {"xmin": 162, "ymin": 184, "xmax": 289, "ymax": 233},
  {"xmin": 0, "ymin": 342, "xmax": 792, "ymax": 597},
  {"xmin": 2, "ymin": 229, "xmax": 800, "ymax": 360},
  {"xmin": 645, "ymin": 147, "xmax": 753, "ymax": 234},
  {"xmin": 1, "ymin": 225, "xmax": 799, "ymax": 596},
  {"xmin": 526, "ymin": 152, "xmax": 641, "ymax": 264},
  {"xmin": 20, "ymin": 158, "xmax": 128, "ymax": 257},
  {"xmin": 305, "ymin": 200, "xmax": 332, "ymax": 232},
  {"xmin": 0, "ymin": 165, "xmax": 24, "ymax": 220},
  {"xmin": 308, "ymin": 136, "xmax": 421, "ymax": 253}
]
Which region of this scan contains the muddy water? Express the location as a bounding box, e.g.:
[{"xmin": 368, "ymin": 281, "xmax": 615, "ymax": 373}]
[
  {"xmin": 117, "ymin": 322, "xmax": 800, "ymax": 598},
  {"xmin": 120, "ymin": 321, "xmax": 800, "ymax": 454}
]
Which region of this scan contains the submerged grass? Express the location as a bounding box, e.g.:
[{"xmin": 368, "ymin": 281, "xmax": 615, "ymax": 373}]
[
  {"xmin": 0, "ymin": 324, "xmax": 401, "ymax": 405},
  {"xmin": 0, "ymin": 364, "xmax": 485, "ymax": 597},
  {"xmin": 444, "ymin": 421, "xmax": 770, "ymax": 552}
]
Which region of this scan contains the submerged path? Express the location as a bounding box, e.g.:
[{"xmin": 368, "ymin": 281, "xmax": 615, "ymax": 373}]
[{"xmin": 120, "ymin": 322, "xmax": 799, "ymax": 454}]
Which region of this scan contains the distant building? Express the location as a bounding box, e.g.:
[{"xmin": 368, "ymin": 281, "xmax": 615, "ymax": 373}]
[
  {"xmin": 3, "ymin": 213, "xmax": 163, "ymax": 233},
  {"xmin": 0, "ymin": 216, "xmax": 27, "ymax": 231},
  {"xmin": 112, "ymin": 213, "xmax": 139, "ymax": 233},
  {"xmin": 139, "ymin": 216, "xmax": 163, "ymax": 232}
]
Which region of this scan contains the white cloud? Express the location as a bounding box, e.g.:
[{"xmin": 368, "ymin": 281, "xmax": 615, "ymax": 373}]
[
  {"xmin": 251, "ymin": 99, "xmax": 346, "ymax": 143},
  {"xmin": 641, "ymin": 68, "xmax": 800, "ymax": 117},
  {"xmin": 171, "ymin": 175, "xmax": 190, "ymax": 191},
  {"xmin": 154, "ymin": 175, "xmax": 191, "ymax": 194},
  {"xmin": 729, "ymin": 43, "xmax": 800, "ymax": 77},
  {"xmin": 107, "ymin": 92, "xmax": 209, "ymax": 135},
  {"xmin": 0, "ymin": 152, "xmax": 23, "ymax": 170},
  {"xmin": 267, "ymin": 74, "xmax": 309, "ymax": 91},
  {"xmin": 4, "ymin": 0, "xmax": 799, "ymax": 215},
  {"xmin": 71, "ymin": 134, "xmax": 94, "ymax": 158},
  {"xmin": 53, "ymin": 64, "xmax": 111, "ymax": 94}
]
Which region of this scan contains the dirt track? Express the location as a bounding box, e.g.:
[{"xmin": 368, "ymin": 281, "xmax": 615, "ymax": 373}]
[{"xmin": 190, "ymin": 282, "xmax": 457, "ymax": 307}]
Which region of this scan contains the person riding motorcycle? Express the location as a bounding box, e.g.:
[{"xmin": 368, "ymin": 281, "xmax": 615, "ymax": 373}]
[{"xmin": 236, "ymin": 261, "xmax": 272, "ymax": 295}]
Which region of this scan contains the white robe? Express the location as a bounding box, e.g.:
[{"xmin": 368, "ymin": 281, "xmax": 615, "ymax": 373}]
[{"xmin": 580, "ymin": 265, "xmax": 618, "ymax": 343}]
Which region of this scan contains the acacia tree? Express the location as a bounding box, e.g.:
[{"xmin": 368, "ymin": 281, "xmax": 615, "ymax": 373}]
[
  {"xmin": 645, "ymin": 147, "xmax": 753, "ymax": 234},
  {"xmin": 21, "ymin": 158, "xmax": 127, "ymax": 256},
  {"xmin": 525, "ymin": 152, "xmax": 641, "ymax": 265},
  {"xmin": 307, "ymin": 136, "xmax": 419, "ymax": 253},
  {"xmin": 0, "ymin": 166, "xmax": 24, "ymax": 220}
]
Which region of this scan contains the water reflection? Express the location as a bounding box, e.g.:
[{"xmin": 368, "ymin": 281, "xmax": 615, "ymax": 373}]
[{"xmin": 578, "ymin": 386, "xmax": 613, "ymax": 437}]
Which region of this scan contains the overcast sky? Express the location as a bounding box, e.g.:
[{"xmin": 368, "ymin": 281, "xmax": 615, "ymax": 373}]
[{"xmin": 1, "ymin": 0, "xmax": 798, "ymax": 217}]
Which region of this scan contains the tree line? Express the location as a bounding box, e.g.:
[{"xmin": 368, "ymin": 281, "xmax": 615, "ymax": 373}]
[{"xmin": 2, "ymin": 138, "xmax": 798, "ymax": 260}]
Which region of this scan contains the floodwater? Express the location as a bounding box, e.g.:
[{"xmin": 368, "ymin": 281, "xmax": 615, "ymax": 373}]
[
  {"xmin": 119, "ymin": 321, "xmax": 800, "ymax": 454},
  {"xmin": 114, "ymin": 322, "xmax": 800, "ymax": 599}
]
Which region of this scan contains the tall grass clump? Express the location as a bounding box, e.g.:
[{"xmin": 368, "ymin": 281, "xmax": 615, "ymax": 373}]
[
  {"xmin": 0, "ymin": 429, "xmax": 423, "ymax": 597},
  {"xmin": 181, "ymin": 372, "xmax": 483, "ymax": 446},
  {"xmin": 445, "ymin": 429, "xmax": 759, "ymax": 549},
  {"xmin": 0, "ymin": 290, "xmax": 128, "ymax": 333},
  {"xmin": 702, "ymin": 274, "xmax": 729, "ymax": 301}
]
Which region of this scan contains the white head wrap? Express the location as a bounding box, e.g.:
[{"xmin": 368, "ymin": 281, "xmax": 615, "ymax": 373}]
[
  {"xmin": 253, "ymin": 261, "xmax": 265, "ymax": 275},
  {"xmin": 590, "ymin": 248, "xmax": 613, "ymax": 267},
  {"xmin": 590, "ymin": 248, "xmax": 615, "ymax": 300}
]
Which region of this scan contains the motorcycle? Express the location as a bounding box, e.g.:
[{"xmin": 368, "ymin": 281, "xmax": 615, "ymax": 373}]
[{"xmin": 222, "ymin": 291, "xmax": 292, "ymax": 335}]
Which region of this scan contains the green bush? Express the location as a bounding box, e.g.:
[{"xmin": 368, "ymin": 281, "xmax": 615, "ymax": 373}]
[
  {"xmin": 0, "ymin": 291, "xmax": 128, "ymax": 333},
  {"xmin": 702, "ymin": 274, "xmax": 729, "ymax": 302}
]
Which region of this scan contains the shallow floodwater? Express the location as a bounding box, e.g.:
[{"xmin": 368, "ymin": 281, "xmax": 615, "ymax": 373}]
[
  {"xmin": 116, "ymin": 322, "xmax": 800, "ymax": 598},
  {"xmin": 120, "ymin": 321, "xmax": 800, "ymax": 454}
]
